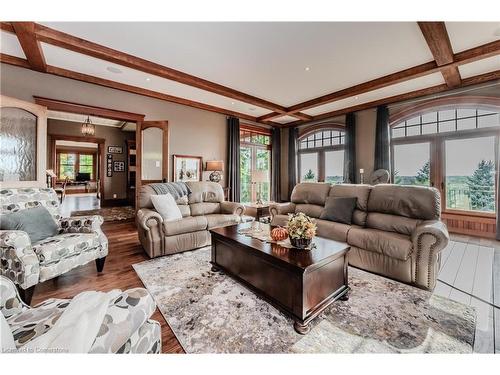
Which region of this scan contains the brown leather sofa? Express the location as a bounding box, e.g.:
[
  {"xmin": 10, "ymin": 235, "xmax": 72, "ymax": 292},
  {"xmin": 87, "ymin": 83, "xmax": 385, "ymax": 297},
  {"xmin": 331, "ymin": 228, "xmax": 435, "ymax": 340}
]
[
  {"xmin": 270, "ymin": 183, "xmax": 449, "ymax": 290},
  {"xmin": 136, "ymin": 181, "xmax": 245, "ymax": 258}
]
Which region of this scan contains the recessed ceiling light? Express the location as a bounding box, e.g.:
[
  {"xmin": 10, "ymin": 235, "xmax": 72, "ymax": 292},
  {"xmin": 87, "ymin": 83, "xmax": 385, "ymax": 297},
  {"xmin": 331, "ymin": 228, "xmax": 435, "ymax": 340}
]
[
  {"xmin": 106, "ymin": 66, "xmax": 122, "ymax": 74},
  {"xmin": 231, "ymin": 102, "xmax": 236, "ymax": 105},
  {"xmin": 305, "ymin": 67, "xmax": 311, "ymax": 71},
  {"xmin": 145, "ymin": 77, "xmax": 151, "ymax": 81},
  {"xmin": 354, "ymin": 96, "xmax": 359, "ymax": 100}
]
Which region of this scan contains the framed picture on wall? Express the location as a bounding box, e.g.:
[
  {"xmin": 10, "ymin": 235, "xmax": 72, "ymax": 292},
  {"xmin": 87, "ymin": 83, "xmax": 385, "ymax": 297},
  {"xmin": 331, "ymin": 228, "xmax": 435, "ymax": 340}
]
[
  {"xmin": 173, "ymin": 155, "xmax": 202, "ymax": 182},
  {"xmin": 107, "ymin": 154, "xmax": 113, "ymax": 177},
  {"xmin": 108, "ymin": 145, "xmax": 123, "ymax": 154},
  {"xmin": 113, "ymin": 161, "xmax": 125, "ymax": 172}
]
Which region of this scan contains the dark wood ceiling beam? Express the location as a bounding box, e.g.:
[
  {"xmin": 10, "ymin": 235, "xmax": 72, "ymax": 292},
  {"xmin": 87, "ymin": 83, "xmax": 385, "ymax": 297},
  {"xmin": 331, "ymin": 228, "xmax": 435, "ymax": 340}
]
[
  {"xmin": 33, "ymin": 96, "xmax": 145, "ymax": 122},
  {"xmin": 282, "ymin": 69, "xmax": 500, "ymax": 128},
  {"xmin": 0, "ymin": 22, "xmax": 14, "ymax": 33},
  {"xmin": 417, "ymin": 21, "xmax": 462, "ymax": 88},
  {"xmin": 11, "ymin": 22, "xmax": 47, "ymax": 72},
  {"xmin": 0, "ymin": 53, "xmax": 261, "ymax": 123},
  {"xmin": 258, "ymin": 111, "xmax": 313, "ymax": 122},
  {"xmin": 32, "ymin": 23, "xmax": 288, "ymax": 114}
]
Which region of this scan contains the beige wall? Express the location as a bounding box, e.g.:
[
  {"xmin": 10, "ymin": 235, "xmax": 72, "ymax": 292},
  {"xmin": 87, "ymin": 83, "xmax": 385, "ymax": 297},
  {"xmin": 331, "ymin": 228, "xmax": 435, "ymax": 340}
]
[
  {"xmin": 0, "ymin": 63, "xmax": 229, "ymax": 194},
  {"xmin": 48, "ymin": 119, "xmax": 134, "ymax": 200}
]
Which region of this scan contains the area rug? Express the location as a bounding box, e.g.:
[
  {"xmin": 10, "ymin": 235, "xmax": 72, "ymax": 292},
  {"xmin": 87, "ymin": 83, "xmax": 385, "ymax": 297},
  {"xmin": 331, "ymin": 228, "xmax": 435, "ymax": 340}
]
[
  {"xmin": 72, "ymin": 206, "xmax": 135, "ymax": 222},
  {"xmin": 133, "ymin": 248, "xmax": 476, "ymax": 353}
]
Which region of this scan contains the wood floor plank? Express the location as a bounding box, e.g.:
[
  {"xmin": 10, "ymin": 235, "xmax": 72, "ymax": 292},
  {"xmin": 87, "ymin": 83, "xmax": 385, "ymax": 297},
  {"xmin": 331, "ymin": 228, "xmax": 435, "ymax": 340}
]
[
  {"xmin": 439, "ymin": 241, "xmax": 467, "ymax": 286},
  {"xmin": 470, "ymin": 297, "xmax": 494, "ymax": 353},
  {"xmin": 472, "ymin": 246, "xmax": 494, "ymax": 303}
]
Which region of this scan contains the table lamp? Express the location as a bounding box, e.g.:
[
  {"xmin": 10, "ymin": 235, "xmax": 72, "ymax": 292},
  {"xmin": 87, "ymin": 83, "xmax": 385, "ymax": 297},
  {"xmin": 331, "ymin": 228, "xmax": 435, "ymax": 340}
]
[
  {"xmin": 251, "ymin": 170, "xmax": 269, "ymax": 205},
  {"xmin": 205, "ymin": 160, "xmax": 224, "ymax": 183}
]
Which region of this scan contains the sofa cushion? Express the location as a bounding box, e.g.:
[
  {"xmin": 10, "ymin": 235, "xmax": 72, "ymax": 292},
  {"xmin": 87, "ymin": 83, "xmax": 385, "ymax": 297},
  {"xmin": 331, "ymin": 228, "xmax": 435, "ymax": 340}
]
[
  {"xmin": 1, "ymin": 206, "xmax": 59, "ymax": 243},
  {"xmin": 190, "ymin": 202, "xmax": 221, "ymax": 216},
  {"xmin": 367, "ymin": 184, "xmax": 440, "ymax": 220},
  {"xmin": 295, "ymin": 204, "xmax": 324, "ymax": 219},
  {"xmin": 32, "ymin": 232, "xmax": 100, "ymax": 266},
  {"xmin": 186, "ymin": 181, "xmax": 224, "ymax": 204},
  {"xmin": 315, "ymin": 218, "xmax": 351, "ymax": 242},
  {"xmin": 320, "ymin": 197, "xmax": 357, "ymax": 224},
  {"xmin": 291, "ymin": 183, "xmax": 331, "ymax": 206},
  {"xmin": 347, "ymin": 227, "xmax": 413, "ymax": 261},
  {"xmin": 205, "ymin": 214, "xmax": 240, "ymax": 230},
  {"xmin": 151, "ymin": 194, "xmax": 182, "ymax": 222},
  {"xmin": 366, "ymin": 212, "xmax": 422, "ymax": 236},
  {"xmin": 329, "ymin": 184, "xmax": 372, "ymax": 227},
  {"xmin": 163, "ymin": 216, "xmax": 208, "ymax": 236}
]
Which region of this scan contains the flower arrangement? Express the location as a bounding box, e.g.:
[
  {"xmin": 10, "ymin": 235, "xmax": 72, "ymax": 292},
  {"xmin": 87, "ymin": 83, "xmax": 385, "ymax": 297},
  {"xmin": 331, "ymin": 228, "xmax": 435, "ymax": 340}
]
[{"xmin": 286, "ymin": 212, "xmax": 317, "ymax": 249}]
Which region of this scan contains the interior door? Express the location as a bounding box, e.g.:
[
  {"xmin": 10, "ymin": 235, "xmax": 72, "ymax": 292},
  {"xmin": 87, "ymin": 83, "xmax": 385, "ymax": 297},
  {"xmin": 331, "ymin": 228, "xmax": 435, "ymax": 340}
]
[{"xmin": 136, "ymin": 120, "xmax": 169, "ymax": 202}]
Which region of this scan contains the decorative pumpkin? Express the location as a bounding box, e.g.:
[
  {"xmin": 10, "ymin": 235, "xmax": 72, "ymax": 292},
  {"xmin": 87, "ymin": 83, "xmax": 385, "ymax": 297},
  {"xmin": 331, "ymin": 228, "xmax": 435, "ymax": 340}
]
[{"xmin": 271, "ymin": 227, "xmax": 288, "ymax": 241}]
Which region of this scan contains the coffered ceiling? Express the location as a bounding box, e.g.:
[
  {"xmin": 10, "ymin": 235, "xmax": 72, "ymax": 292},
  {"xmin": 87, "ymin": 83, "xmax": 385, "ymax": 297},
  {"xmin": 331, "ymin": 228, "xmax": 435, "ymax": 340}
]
[{"xmin": 1, "ymin": 22, "xmax": 499, "ymax": 126}]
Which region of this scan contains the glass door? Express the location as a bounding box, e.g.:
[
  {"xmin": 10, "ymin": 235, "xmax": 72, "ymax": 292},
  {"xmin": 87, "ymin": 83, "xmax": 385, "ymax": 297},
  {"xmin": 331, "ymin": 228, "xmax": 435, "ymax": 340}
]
[
  {"xmin": 393, "ymin": 142, "xmax": 431, "ymax": 186},
  {"xmin": 445, "ymin": 136, "xmax": 497, "ymax": 213},
  {"xmin": 240, "ymin": 146, "xmax": 253, "ymax": 203}
]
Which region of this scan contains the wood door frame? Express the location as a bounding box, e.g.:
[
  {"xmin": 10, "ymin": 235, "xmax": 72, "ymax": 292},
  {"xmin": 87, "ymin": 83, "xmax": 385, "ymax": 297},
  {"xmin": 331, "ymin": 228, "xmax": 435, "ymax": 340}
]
[
  {"xmin": 136, "ymin": 120, "xmax": 169, "ymax": 206},
  {"xmin": 49, "ymin": 133, "xmax": 106, "ymax": 200}
]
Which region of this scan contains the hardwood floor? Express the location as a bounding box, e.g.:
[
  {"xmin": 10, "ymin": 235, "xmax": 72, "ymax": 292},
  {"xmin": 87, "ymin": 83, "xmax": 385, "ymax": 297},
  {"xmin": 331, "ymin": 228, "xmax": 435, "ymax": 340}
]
[
  {"xmin": 60, "ymin": 193, "xmax": 100, "ymax": 217},
  {"xmin": 30, "ymin": 221, "xmax": 499, "ymax": 354},
  {"xmin": 434, "ymin": 234, "xmax": 500, "ymax": 353},
  {"xmin": 31, "ymin": 221, "xmax": 184, "ymax": 353}
]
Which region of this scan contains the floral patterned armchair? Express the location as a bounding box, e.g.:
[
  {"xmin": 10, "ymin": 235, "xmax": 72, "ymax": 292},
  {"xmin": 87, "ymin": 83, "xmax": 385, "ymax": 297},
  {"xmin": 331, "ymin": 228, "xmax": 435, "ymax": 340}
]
[
  {"xmin": 0, "ymin": 275, "xmax": 161, "ymax": 353},
  {"xmin": 0, "ymin": 188, "xmax": 108, "ymax": 304}
]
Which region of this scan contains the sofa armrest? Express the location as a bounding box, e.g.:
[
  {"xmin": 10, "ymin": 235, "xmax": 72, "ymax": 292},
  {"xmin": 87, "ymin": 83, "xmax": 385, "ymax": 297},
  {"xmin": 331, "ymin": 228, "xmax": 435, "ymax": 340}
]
[
  {"xmin": 269, "ymin": 202, "xmax": 296, "ymax": 218},
  {"xmin": 411, "ymin": 220, "xmax": 449, "ymax": 290},
  {"xmin": 136, "ymin": 209, "xmax": 164, "ymax": 258},
  {"xmin": 0, "ymin": 231, "xmax": 40, "ymax": 290},
  {"xmin": 220, "ymin": 201, "xmax": 245, "ymax": 216},
  {"xmin": 60, "ymin": 215, "xmax": 104, "ymax": 233},
  {"xmin": 136, "ymin": 208, "xmax": 164, "ymax": 231}
]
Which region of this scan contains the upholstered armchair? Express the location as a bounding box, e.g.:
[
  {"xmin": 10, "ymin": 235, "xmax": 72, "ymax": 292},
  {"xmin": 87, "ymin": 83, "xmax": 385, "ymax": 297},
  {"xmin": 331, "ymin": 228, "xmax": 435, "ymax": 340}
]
[
  {"xmin": 0, "ymin": 188, "xmax": 108, "ymax": 304},
  {"xmin": 0, "ymin": 275, "xmax": 161, "ymax": 353}
]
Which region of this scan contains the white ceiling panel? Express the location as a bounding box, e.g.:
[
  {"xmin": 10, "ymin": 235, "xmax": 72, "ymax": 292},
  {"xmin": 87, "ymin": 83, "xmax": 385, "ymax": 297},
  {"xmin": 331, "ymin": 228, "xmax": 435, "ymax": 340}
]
[
  {"xmin": 303, "ymin": 73, "xmax": 445, "ymax": 116},
  {"xmin": 458, "ymin": 55, "xmax": 500, "ymax": 78},
  {"xmin": 273, "ymin": 115, "xmax": 299, "ymax": 124},
  {"xmin": 56, "ymin": 140, "xmax": 98, "ymax": 148},
  {"xmin": 446, "ymin": 22, "xmax": 500, "ymax": 53},
  {"xmin": 41, "ymin": 43, "xmax": 270, "ymax": 117},
  {"xmin": 0, "ymin": 30, "xmax": 25, "ymax": 58},
  {"xmin": 40, "ymin": 22, "xmax": 434, "ymax": 106},
  {"xmin": 48, "ymin": 110, "xmax": 125, "ymax": 127}
]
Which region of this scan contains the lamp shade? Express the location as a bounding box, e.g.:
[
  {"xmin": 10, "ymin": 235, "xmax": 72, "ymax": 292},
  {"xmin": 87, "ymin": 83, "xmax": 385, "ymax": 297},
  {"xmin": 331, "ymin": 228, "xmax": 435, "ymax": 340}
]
[
  {"xmin": 252, "ymin": 170, "xmax": 269, "ymax": 183},
  {"xmin": 206, "ymin": 160, "xmax": 224, "ymax": 171}
]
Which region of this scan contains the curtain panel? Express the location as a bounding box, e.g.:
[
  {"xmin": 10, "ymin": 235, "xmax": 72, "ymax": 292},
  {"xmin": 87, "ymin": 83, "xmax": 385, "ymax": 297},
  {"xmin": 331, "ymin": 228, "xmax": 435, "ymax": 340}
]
[
  {"xmin": 271, "ymin": 127, "xmax": 281, "ymax": 202},
  {"xmin": 227, "ymin": 117, "xmax": 240, "ymax": 202},
  {"xmin": 288, "ymin": 127, "xmax": 299, "ymax": 199},
  {"xmin": 374, "ymin": 105, "xmax": 391, "ymax": 172},
  {"xmin": 343, "ymin": 112, "xmax": 356, "ymax": 183}
]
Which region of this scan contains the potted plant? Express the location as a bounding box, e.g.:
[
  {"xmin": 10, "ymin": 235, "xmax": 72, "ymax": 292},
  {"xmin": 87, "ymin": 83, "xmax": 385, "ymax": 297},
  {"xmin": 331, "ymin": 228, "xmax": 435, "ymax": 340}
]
[{"xmin": 286, "ymin": 212, "xmax": 317, "ymax": 249}]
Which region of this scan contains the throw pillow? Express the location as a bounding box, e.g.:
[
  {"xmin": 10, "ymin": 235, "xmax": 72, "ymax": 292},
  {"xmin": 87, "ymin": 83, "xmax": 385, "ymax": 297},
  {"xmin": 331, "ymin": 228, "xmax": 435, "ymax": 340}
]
[
  {"xmin": 0, "ymin": 206, "xmax": 59, "ymax": 243},
  {"xmin": 320, "ymin": 197, "xmax": 358, "ymax": 225},
  {"xmin": 1, "ymin": 312, "xmax": 16, "ymax": 352},
  {"xmin": 151, "ymin": 193, "xmax": 183, "ymax": 222}
]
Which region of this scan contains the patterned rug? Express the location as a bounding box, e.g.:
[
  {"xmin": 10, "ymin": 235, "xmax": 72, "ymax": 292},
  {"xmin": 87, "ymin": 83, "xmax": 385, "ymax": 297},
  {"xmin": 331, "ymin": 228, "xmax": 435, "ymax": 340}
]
[
  {"xmin": 133, "ymin": 248, "xmax": 476, "ymax": 354},
  {"xmin": 72, "ymin": 206, "xmax": 135, "ymax": 222}
]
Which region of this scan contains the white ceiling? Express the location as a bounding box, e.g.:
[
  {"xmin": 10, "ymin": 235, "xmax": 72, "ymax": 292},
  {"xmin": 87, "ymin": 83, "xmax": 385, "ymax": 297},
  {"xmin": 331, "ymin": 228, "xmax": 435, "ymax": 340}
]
[{"xmin": 1, "ymin": 22, "xmax": 499, "ymax": 123}]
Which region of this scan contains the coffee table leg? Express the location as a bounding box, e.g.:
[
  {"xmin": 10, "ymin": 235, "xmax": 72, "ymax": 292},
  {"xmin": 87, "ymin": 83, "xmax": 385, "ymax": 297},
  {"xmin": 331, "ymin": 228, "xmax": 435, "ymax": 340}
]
[
  {"xmin": 211, "ymin": 264, "xmax": 220, "ymax": 272},
  {"xmin": 294, "ymin": 321, "xmax": 310, "ymax": 335},
  {"xmin": 339, "ymin": 290, "xmax": 349, "ymax": 301}
]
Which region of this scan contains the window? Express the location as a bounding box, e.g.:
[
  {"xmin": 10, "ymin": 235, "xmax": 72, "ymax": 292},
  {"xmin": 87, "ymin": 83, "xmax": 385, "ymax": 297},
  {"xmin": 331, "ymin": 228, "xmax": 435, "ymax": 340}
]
[
  {"xmin": 239, "ymin": 127, "xmax": 271, "ymax": 203},
  {"xmin": 57, "ymin": 151, "xmax": 96, "ymax": 180},
  {"xmin": 391, "ymin": 106, "xmax": 499, "ymax": 215},
  {"xmin": 298, "ymin": 128, "xmax": 345, "ymax": 183}
]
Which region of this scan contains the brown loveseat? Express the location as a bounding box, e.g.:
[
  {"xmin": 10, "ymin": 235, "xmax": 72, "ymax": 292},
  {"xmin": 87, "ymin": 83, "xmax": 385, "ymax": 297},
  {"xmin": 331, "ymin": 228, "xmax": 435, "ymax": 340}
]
[
  {"xmin": 270, "ymin": 183, "xmax": 449, "ymax": 290},
  {"xmin": 136, "ymin": 181, "xmax": 245, "ymax": 258}
]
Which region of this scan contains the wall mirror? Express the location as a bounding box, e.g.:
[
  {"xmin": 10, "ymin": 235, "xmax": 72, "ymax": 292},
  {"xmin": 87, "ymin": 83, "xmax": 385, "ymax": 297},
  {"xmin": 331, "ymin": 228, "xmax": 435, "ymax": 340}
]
[{"xmin": 139, "ymin": 121, "xmax": 169, "ymax": 183}]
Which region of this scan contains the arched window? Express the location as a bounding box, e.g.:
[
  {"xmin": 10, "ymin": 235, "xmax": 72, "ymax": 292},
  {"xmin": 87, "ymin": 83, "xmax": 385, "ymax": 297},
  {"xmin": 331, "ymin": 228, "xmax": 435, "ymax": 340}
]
[
  {"xmin": 390, "ymin": 99, "xmax": 500, "ymax": 215},
  {"xmin": 298, "ymin": 125, "xmax": 345, "ymax": 183}
]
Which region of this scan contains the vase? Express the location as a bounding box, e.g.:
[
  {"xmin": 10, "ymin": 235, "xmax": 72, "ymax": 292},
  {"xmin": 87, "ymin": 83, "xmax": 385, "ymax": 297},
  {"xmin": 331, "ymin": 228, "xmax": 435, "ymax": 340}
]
[{"xmin": 290, "ymin": 237, "xmax": 312, "ymax": 249}]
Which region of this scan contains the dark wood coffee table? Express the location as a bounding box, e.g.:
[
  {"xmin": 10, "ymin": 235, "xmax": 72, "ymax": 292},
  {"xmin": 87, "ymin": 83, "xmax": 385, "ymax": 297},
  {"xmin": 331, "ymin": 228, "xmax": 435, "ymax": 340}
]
[{"xmin": 210, "ymin": 223, "xmax": 350, "ymax": 334}]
